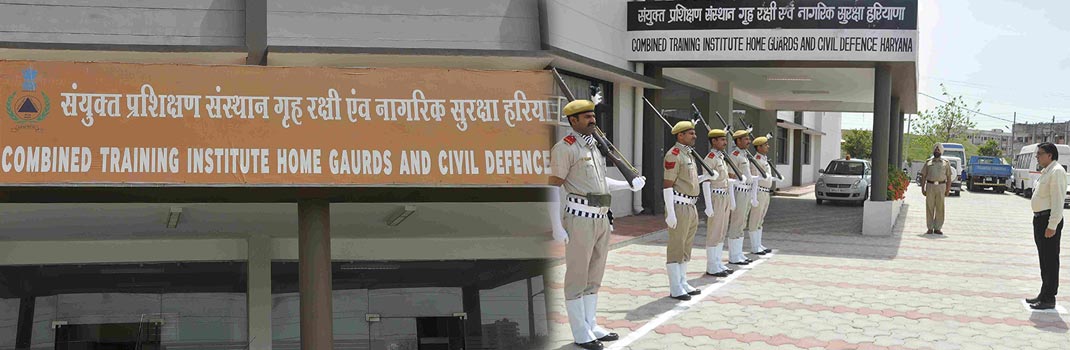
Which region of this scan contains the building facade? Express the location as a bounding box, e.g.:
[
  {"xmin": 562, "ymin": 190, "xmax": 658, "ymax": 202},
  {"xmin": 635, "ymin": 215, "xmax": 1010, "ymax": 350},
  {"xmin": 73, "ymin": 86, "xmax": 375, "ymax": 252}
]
[
  {"xmin": 966, "ymin": 128, "xmax": 1014, "ymax": 157},
  {"xmin": 1011, "ymin": 122, "xmax": 1070, "ymax": 155},
  {"xmin": 0, "ymin": 0, "xmax": 920, "ymax": 349}
]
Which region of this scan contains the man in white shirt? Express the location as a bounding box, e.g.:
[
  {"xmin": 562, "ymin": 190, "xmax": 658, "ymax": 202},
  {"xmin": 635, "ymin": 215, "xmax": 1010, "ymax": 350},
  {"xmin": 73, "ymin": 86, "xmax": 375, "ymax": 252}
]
[{"xmin": 1027, "ymin": 142, "xmax": 1065, "ymax": 310}]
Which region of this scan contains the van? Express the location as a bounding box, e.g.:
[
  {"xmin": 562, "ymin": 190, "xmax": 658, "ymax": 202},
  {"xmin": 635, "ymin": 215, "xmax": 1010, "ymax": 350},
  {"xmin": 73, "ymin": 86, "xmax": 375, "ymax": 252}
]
[
  {"xmin": 940, "ymin": 143, "xmax": 966, "ymax": 180},
  {"xmin": 1010, "ymin": 143, "xmax": 1070, "ymax": 205}
]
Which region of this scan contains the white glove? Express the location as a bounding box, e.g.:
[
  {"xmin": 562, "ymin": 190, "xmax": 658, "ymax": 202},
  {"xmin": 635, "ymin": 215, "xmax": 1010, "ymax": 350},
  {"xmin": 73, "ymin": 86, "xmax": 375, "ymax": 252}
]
[
  {"xmin": 697, "ymin": 171, "xmax": 717, "ymax": 183},
  {"xmin": 606, "ymin": 177, "xmax": 630, "ymax": 192},
  {"xmin": 749, "ymin": 180, "xmax": 760, "ymax": 207},
  {"xmin": 663, "ymin": 187, "xmax": 677, "ymax": 228},
  {"xmin": 702, "ymin": 182, "xmax": 714, "ymax": 217},
  {"xmin": 727, "ymin": 181, "xmax": 737, "ymax": 210},
  {"xmin": 548, "ymin": 186, "xmax": 569, "ymax": 244},
  {"xmin": 630, "ymin": 176, "xmax": 646, "ymax": 192}
]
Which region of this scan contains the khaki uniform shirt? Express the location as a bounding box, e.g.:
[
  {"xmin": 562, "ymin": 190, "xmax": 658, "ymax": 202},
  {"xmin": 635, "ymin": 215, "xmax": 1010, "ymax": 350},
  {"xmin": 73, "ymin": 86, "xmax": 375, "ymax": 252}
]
[
  {"xmin": 753, "ymin": 153, "xmax": 774, "ymax": 188},
  {"xmin": 1031, "ymin": 160, "xmax": 1068, "ymax": 230},
  {"xmin": 922, "ymin": 157, "xmax": 953, "ymax": 184},
  {"xmin": 551, "ymin": 131, "xmax": 608, "ymax": 196},
  {"xmin": 663, "ymin": 142, "xmax": 700, "ymax": 196},
  {"xmin": 728, "ymin": 148, "xmax": 753, "ymax": 180},
  {"xmin": 702, "ymin": 150, "xmax": 730, "ymax": 188}
]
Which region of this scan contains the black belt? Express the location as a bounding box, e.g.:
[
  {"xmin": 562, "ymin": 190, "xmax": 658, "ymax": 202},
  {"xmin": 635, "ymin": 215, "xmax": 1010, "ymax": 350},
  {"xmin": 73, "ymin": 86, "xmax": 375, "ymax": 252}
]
[
  {"xmin": 1035, "ymin": 209, "xmax": 1051, "ymax": 217},
  {"xmin": 926, "ymin": 180, "xmax": 946, "ymax": 184}
]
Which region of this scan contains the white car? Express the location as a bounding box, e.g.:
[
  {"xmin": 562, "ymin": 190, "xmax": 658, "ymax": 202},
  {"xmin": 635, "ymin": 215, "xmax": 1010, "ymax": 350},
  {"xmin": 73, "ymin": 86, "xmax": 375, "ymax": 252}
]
[{"xmin": 815, "ymin": 159, "xmax": 871, "ymax": 205}]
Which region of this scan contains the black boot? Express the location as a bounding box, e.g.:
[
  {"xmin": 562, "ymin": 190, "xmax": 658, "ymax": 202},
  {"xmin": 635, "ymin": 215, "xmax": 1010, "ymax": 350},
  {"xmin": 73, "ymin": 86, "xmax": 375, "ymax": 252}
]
[
  {"xmin": 598, "ymin": 333, "xmax": 620, "ymax": 342},
  {"xmin": 575, "ymin": 340, "xmax": 604, "ymax": 350}
]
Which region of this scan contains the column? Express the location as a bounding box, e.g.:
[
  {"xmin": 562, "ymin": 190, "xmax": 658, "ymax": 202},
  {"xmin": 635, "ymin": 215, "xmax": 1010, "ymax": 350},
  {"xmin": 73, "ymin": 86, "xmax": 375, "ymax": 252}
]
[
  {"xmin": 247, "ymin": 236, "xmax": 273, "ymax": 350},
  {"xmin": 871, "ymin": 64, "xmax": 892, "ymax": 201},
  {"xmin": 299, "ymin": 199, "xmax": 332, "ymax": 350},
  {"xmin": 759, "ymin": 109, "xmax": 779, "ymax": 188},
  {"xmin": 15, "ymin": 297, "xmax": 33, "ymax": 349},
  {"xmin": 889, "ymin": 97, "xmax": 901, "ymax": 170},
  {"xmin": 716, "ymin": 81, "xmax": 734, "ymax": 129},
  {"xmin": 462, "ymin": 286, "xmax": 483, "ymax": 346},
  {"xmin": 526, "ymin": 278, "xmax": 536, "ymax": 339},
  {"xmin": 642, "ymin": 65, "xmax": 665, "ymax": 214},
  {"xmin": 792, "ymin": 111, "xmax": 804, "ymax": 187},
  {"xmin": 245, "ymin": 0, "xmax": 267, "ymax": 65},
  {"xmin": 897, "ymin": 112, "xmax": 906, "ymax": 166}
]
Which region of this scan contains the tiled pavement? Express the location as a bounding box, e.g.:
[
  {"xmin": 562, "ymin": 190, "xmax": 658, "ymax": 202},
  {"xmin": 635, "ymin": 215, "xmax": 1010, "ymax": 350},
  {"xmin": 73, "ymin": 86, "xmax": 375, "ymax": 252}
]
[{"xmin": 544, "ymin": 186, "xmax": 1070, "ymax": 349}]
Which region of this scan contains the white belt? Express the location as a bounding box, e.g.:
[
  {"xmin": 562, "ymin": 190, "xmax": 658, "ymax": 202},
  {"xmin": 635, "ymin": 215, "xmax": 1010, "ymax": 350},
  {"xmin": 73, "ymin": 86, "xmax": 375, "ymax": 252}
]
[
  {"xmin": 711, "ymin": 187, "xmax": 729, "ymax": 196},
  {"xmin": 758, "ymin": 187, "xmax": 771, "ymax": 193},
  {"xmin": 672, "ymin": 190, "xmax": 698, "ymax": 205},
  {"xmin": 565, "ymin": 195, "xmax": 609, "ymax": 218},
  {"xmin": 735, "ymin": 186, "xmax": 751, "ymax": 192}
]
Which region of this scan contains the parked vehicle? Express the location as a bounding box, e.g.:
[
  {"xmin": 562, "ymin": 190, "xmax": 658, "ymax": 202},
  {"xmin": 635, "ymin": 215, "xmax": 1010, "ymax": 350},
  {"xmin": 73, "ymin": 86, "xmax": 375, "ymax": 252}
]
[
  {"xmin": 940, "ymin": 142, "xmax": 967, "ymax": 181},
  {"xmin": 815, "ymin": 159, "xmax": 871, "ymax": 205},
  {"xmin": 965, "ymin": 156, "xmax": 1012, "ymax": 193},
  {"xmin": 945, "ymin": 156, "xmax": 962, "ymax": 196},
  {"xmin": 1010, "ymin": 143, "xmax": 1070, "ymax": 207}
]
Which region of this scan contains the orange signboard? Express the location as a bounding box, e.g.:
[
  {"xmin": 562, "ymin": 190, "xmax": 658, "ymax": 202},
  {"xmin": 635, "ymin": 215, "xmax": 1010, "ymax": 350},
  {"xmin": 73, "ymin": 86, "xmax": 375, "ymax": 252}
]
[{"xmin": 0, "ymin": 61, "xmax": 556, "ymax": 186}]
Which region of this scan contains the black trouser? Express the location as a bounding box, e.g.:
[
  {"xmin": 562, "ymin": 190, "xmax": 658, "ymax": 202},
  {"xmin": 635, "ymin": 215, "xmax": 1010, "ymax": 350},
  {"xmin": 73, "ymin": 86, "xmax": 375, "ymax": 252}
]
[{"xmin": 1033, "ymin": 211, "xmax": 1063, "ymax": 301}]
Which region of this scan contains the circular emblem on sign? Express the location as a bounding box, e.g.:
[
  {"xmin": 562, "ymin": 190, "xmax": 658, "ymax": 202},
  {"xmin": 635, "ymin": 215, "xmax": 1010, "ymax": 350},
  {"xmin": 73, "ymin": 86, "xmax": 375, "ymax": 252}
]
[
  {"xmin": 6, "ymin": 91, "xmax": 50, "ymax": 125},
  {"xmin": 14, "ymin": 95, "xmax": 43, "ymax": 121}
]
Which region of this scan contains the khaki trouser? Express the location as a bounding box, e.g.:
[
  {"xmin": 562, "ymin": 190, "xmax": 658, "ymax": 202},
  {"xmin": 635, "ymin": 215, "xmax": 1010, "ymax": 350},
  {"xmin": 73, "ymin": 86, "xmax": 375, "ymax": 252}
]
[
  {"xmin": 728, "ymin": 189, "xmax": 751, "ymax": 239},
  {"xmin": 925, "ymin": 184, "xmax": 947, "ymax": 230},
  {"xmin": 706, "ymin": 190, "xmax": 731, "ymax": 247},
  {"xmin": 563, "ymin": 213, "xmax": 611, "ymax": 300},
  {"xmin": 667, "ymin": 202, "xmax": 699, "ymax": 264},
  {"xmin": 746, "ymin": 190, "xmax": 771, "ymax": 231}
]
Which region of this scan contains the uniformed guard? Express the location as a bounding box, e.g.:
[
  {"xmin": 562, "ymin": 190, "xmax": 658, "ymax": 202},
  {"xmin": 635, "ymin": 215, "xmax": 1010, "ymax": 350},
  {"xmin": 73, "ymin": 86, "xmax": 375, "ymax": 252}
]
[
  {"xmin": 702, "ymin": 128, "xmax": 735, "ymax": 277},
  {"xmin": 726, "ymin": 130, "xmax": 758, "ymax": 265},
  {"xmin": 663, "ymin": 121, "xmax": 714, "ymax": 300},
  {"xmin": 747, "ymin": 136, "xmax": 776, "ymax": 255},
  {"xmin": 549, "ymin": 99, "xmax": 645, "ymax": 350},
  {"xmin": 921, "ymin": 143, "xmax": 953, "ymax": 235}
]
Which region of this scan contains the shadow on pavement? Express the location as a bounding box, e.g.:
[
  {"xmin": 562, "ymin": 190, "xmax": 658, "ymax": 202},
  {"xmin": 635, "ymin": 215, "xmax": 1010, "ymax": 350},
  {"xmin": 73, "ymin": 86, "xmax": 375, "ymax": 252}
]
[
  {"xmin": 1029, "ymin": 311, "xmax": 1069, "ymax": 333},
  {"xmin": 622, "ymin": 294, "xmax": 687, "ymax": 323}
]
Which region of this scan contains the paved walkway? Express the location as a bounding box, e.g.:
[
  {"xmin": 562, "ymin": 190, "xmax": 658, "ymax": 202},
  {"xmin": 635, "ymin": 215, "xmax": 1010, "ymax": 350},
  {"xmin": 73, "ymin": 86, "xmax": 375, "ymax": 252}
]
[
  {"xmin": 544, "ymin": 186, "xmax": 1070, "ymax": 349},
  {"xmin": 773, "ymin": 184, "xmax": 816, "ymax": 197}
]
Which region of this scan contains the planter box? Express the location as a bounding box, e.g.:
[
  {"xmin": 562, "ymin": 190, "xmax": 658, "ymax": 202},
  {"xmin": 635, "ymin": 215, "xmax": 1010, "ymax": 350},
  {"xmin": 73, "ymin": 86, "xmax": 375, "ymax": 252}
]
[{"xmin": 863, "ymin": 199, "xmax": 904, "ymax": 236}]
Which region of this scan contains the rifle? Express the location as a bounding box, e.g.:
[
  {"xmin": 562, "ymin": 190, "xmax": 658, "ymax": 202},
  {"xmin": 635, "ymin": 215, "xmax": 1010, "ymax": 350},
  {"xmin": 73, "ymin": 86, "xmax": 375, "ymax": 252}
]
[
  {"xmin": 551, "ymin": 68, "xmax": 642, "ymax": 186},
  {"xmin": 640, "ymin": 97, "xmax": 720, "ymax": 178},
  {"xmin": 690, "ymin": 103, "xmax": 743, "ymax": 180},
  {"xmin": 736, "ymin": 116, "xmax": 783, "ymax": 180}
]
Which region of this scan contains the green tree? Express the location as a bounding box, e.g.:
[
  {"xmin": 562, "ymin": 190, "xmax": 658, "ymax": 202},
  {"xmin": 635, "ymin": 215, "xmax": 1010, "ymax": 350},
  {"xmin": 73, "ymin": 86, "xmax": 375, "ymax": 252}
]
[
  {"xmin": 911, "ymin": 84, "xmax": 978, "ymax": 146},
  {"xmin": 841, "ymin": 129, "xmax": 872, "ymax": 159},
  {"xmin": 977, "ymin": 139, "xmax": 1002, "ymax": 157}
]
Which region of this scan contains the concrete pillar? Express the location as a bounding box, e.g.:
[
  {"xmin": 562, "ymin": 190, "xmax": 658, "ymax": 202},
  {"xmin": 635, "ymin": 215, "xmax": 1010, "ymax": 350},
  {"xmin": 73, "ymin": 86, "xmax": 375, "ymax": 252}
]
[
  {"xmin": 642, "ymin": 65, "xmax": 665, "ymax": 214},
  {"xmin": 716, "ymin": 81, "xmax": 734, "ymax": 129},
  {"xmin": 792, "ymin": 112, "xmax": 804, "ymax": 187},
  {"xmin": 15, "ymin": 297, "xmax": 33, "ymax": 349},
  {"xmin": 462, "ymin": 286, "xmax": 483, "ymax": 345},
  {"xmin": 871, "ymin": 65, "xmax": 892, "ymax": 202},
  {"xmin": 897, "ymin": 112, "xmax": 906, "ymax": 166},
  {"xmin": 299, "ymin": 199, "xmax": 332, "ymax": 350},
  {"xmin": 889, "ymin": 97, "xmax": 902, "ymax": 170},
  {"xmin": 247, "ymin": 236, "xmax": 272, "ymax": 350},
  {"xmin": 526, "ymin": 278, "xmax": 536, "ymax": 338},
  {"xmin": 245, "ymin": 0, "xmax": 267, "ymax": 65}
]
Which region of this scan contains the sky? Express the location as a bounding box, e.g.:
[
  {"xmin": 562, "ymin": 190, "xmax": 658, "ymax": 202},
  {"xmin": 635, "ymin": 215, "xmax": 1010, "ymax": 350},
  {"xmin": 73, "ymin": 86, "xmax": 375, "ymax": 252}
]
[{"xmin": 840, "ymin": 0, "xmax": 1070, "ymax": 132}]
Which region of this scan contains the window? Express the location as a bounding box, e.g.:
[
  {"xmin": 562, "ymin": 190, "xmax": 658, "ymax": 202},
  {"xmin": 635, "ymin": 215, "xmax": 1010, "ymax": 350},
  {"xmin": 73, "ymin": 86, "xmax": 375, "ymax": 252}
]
[
  {"xmin": 802, "ymin": 134, "xmax": 812, "ymax": 165},
  {"xmin": 554, "ymin": 71, "xmax": 616, "ymax": 167},
  {"xmin": 554, "ymin": 71, "xmax": 614, "ymax": 143},
  {"xmin": 776, "ymin": 128, "xmax": 789, "ymax": 165}
]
